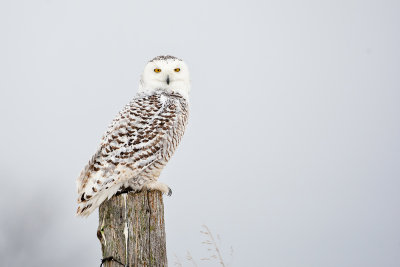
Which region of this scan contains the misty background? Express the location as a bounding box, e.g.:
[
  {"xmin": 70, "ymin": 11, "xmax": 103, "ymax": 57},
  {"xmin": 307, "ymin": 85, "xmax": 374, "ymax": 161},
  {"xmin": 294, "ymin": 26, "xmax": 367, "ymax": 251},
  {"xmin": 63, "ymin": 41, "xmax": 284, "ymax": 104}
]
[{"xmin": 0, "ymin": 0, "xmax": 399, "ymax": 266}]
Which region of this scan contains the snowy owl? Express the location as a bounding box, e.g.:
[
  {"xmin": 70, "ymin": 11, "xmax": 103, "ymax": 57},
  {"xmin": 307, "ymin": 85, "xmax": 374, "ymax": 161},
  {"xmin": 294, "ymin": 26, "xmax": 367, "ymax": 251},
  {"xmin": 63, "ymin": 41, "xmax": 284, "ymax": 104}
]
[{"xmin": 76, "ymin": 55, "xmax": 190, "ymax": 216}]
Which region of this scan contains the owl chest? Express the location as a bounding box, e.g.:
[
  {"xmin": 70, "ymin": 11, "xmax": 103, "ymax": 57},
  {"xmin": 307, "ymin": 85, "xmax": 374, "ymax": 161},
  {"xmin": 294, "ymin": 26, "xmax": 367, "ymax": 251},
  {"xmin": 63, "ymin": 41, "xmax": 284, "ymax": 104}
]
[
  {"xmin": 120, "ymin": 97, "xmax": 188, "ymax": 167},
  {"xmin": 164, "ymin": 108, "xmax": 188, "ymax": 155}
]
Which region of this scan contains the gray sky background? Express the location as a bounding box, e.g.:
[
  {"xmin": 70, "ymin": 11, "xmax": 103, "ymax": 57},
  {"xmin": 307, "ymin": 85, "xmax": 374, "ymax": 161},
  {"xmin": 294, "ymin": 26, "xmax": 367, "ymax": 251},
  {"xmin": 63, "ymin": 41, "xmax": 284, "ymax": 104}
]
[{"xmin": 0, "ymin": 0, "xmax": 399, "ymax": 266}]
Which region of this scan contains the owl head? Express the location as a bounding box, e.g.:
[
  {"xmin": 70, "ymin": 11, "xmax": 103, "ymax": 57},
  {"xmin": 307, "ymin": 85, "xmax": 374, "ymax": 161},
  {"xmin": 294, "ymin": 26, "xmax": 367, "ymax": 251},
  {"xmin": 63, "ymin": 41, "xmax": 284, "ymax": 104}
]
[{"xmin": 139, "ymin": 55, "xmax": 191, "ymax": 98}]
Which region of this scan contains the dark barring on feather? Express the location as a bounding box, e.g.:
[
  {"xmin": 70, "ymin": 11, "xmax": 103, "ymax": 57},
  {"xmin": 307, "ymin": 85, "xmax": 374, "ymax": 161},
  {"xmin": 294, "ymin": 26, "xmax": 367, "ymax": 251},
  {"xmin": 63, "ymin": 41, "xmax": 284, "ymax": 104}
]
[{"xmin": 115, "ymin": 186, "xmax": 135, "ymax": 196}]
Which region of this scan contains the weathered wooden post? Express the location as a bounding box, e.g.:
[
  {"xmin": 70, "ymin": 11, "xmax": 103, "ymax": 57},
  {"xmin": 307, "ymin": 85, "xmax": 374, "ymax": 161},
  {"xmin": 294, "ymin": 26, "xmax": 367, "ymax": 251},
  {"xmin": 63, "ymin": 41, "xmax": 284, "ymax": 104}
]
[{"xmin": 97, "ymin": 190, "xmax": 167, "ymax": 267}]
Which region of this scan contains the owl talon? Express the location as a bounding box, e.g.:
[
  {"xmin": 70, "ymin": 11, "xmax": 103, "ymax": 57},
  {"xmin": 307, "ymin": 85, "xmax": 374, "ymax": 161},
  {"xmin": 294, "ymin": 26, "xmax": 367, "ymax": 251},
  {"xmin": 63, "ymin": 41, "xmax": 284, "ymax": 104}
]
[{"xmin": 167, "ymin": 187, "xmax": 172, "ymax": 196}]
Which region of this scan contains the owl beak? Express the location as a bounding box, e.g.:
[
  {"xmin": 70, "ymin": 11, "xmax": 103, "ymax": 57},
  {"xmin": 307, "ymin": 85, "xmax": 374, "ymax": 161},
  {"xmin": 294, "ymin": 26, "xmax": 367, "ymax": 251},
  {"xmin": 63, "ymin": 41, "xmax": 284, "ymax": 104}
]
[{"xmin": 166, "ymin": 75, "xmax": 170, "ymax": 85}]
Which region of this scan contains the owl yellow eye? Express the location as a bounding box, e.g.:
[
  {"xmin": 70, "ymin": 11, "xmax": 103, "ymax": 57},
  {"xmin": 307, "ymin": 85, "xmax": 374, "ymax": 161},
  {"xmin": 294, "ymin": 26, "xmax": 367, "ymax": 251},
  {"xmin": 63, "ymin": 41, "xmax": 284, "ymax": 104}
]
[
  {"xmin": 154, "ymin": 68, "xmax": 161, "ymax": 73},
  {"xmin": 174, "ymin": 68, "xmax": 181, "ymax": 72}
]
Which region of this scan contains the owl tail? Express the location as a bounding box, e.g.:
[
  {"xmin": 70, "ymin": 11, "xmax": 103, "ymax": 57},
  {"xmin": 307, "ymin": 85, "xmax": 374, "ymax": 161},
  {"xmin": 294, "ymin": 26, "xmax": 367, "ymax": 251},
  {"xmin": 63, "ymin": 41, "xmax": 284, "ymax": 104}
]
[
  {"xmin": 76, "ymin": 185, "xmax": 120, "ymax": 217},
  {"xmin": 76, "ymin": 202, "xmax": 96, "ymax": 217}
]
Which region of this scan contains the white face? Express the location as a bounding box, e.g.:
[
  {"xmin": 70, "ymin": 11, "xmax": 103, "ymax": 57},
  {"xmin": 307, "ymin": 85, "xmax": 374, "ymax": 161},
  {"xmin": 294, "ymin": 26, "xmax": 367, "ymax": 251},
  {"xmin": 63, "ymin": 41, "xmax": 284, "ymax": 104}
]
[{"xmin": 139, "ymin": 57, "xmax": 190, "ymax": 98}]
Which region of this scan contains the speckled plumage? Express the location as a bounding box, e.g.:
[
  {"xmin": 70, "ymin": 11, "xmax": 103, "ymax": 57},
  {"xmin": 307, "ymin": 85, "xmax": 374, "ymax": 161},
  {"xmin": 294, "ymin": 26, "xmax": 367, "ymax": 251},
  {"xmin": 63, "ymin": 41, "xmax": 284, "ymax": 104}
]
[{"xmin": 76, "ymin": 56, "xmax": 190, "ymax": 216}]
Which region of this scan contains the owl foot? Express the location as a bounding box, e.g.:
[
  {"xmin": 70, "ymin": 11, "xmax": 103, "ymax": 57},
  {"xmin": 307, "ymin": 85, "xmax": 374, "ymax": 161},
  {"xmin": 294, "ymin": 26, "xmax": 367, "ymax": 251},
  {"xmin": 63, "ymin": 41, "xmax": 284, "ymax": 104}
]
[{"xmin": 145, "ymin": 181, "xmax": 172, "ymax": 196}]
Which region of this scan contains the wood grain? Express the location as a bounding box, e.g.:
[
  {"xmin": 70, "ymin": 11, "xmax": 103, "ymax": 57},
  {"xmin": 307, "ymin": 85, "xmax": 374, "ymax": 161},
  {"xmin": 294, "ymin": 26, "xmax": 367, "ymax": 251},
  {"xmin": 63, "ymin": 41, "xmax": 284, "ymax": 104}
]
[{"xmin": 98, "ymin": 190, "xmax": 167, "ymax": 267}]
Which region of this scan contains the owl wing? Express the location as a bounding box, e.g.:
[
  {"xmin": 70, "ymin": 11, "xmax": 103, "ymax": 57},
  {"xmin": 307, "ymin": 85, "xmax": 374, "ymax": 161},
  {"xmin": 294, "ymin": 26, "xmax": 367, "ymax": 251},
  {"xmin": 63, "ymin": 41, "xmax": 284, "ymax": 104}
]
[{"xmin": 76, "ymin": 93, "xmax": 180, "ymax": 216}]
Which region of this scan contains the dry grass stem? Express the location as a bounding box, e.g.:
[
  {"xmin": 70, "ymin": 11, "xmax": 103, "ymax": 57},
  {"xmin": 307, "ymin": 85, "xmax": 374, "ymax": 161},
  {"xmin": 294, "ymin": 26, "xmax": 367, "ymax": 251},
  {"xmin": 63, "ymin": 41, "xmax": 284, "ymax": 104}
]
[
  {"xmin": 201, "ymin": 225, "xmax": 226, "ymax": 267},
  {"xmin": 186, "ymin": 251, "xmax": 198, "ymax": 267},
  {"xmin": 174, "ymin": 253, "xmax": 183, "ymax": 267}
]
